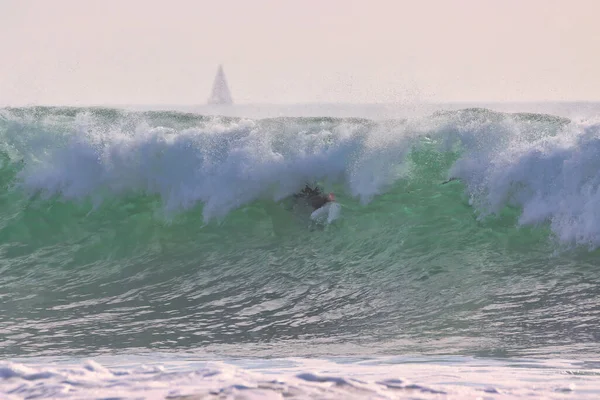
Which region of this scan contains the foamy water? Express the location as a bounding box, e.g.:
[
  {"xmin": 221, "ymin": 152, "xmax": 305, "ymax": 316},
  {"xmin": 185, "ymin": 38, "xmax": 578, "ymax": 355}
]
[{"xmin": 2, "ymin": 356, "xmax": 599, "ymax": 399}]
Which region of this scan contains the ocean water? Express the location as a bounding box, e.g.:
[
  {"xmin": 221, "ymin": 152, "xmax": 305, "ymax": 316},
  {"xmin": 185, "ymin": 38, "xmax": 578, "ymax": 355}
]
[{"xmin": 2, "ymin": 103, "xmax": 600, "ymax": 399}]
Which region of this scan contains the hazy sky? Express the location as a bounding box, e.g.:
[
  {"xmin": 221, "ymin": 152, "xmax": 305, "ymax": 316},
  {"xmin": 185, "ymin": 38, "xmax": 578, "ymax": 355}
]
[{"xmin": 1, "ymin": 0, "xmax": 599, "ymax": 106}]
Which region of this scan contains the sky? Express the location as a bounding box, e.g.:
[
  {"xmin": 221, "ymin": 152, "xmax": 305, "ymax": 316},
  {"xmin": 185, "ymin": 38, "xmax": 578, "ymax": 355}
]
[{"xmin": 0, "ymin": 0, "xmax": 599, "ymax": 106}]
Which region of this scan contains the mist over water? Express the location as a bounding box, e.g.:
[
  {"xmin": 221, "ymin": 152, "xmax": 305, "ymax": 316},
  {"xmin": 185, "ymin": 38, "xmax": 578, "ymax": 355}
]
[{"xmin": 2, "ymin": 104, "xmax": 600, "ymax": 398}]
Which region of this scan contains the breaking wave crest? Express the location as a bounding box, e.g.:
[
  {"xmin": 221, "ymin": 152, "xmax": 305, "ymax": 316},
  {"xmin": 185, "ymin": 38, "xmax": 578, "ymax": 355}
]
[{"xmin": 1, "ymin": 106, "xmax": 597, "ymax": 247}]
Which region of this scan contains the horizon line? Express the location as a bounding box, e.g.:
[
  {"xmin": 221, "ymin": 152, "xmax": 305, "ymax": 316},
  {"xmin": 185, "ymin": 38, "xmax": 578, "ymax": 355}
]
[{"xmin": 2, "ymin": 100, "xmax": 600, "ymax": 108}]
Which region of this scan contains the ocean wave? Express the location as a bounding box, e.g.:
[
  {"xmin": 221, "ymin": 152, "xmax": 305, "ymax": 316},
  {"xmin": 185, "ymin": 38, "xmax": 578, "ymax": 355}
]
[
  {"xmin": 0, "ymin": 106, "xmax": 598, "ymax": 247},
  {"xmin": 2, "ymin": 106, "xmax": 600, "ymax": 359}
]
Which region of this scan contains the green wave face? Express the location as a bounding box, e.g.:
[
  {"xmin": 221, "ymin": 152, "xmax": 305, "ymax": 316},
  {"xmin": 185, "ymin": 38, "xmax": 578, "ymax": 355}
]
[{"xmin": 1, "ymin": 106, "xmax": 598, "ymax": 359}]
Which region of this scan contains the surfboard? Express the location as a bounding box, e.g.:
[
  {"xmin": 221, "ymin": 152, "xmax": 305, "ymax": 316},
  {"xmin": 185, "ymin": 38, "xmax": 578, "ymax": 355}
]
[{"xmin": 310, "ymin": 202, "xmax": 341, "ymax": 224}]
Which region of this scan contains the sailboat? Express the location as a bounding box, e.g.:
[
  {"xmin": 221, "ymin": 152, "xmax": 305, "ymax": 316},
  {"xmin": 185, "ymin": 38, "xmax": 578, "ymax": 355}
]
[{"xmin": 207, "ymin": 65, "xmax": 233, "ymax": 105}]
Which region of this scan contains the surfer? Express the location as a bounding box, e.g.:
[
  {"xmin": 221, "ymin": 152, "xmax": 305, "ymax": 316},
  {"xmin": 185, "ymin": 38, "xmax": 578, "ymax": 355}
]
[{"xmin": 293, "ymin": 184, "xmax": 336, "ymax": 210}]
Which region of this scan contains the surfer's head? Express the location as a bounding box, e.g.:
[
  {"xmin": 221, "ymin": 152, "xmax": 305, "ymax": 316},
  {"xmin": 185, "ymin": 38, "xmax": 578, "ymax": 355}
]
[
  {"xmin": 309, "ymin": 192, "xmax": 335, "ymax": 210},
  {"xmin": 294, "ymin": 185, "xmax": 335, "ymax": 210}
]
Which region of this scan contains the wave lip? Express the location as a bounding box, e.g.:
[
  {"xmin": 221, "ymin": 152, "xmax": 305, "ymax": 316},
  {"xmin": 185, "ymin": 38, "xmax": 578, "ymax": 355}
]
[{"xmin": 449, "ymin": 117, "xmax": 600, "ymax": 248}]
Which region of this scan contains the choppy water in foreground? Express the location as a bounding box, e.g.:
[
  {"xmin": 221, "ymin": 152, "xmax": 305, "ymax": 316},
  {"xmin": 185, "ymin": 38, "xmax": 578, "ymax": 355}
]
[
  {"xmin": 2, "ymin": 104, "xmax": 600, "ymax": 398},
  {"xmin": 3, "ymin": 356, "xmax": 600, "ymax": 399}
]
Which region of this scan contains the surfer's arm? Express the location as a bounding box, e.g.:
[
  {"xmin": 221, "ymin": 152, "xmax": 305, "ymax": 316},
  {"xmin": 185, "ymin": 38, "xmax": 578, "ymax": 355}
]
[{"xmin": 441, "ymin": 177, "xmax": 459, "ymax": 185}]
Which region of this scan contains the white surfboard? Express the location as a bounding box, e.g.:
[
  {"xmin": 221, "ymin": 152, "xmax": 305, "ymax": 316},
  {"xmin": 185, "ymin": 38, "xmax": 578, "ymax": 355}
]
[{"xmin": 310, "ymin": 202, "xmax": 341, "ymax": 224}]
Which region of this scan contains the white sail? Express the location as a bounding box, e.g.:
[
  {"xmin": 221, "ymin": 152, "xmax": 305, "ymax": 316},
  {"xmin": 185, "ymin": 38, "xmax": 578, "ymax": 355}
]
[{"xmin": 207, "ymin": 65, "xmax": 233, "ymax": 105}]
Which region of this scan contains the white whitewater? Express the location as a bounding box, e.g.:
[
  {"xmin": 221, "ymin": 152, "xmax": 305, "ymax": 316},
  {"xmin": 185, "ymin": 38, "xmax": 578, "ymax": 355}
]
[{"xmin": 207, "ymin": 64, "xmax": 233, "ymax": 105}]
